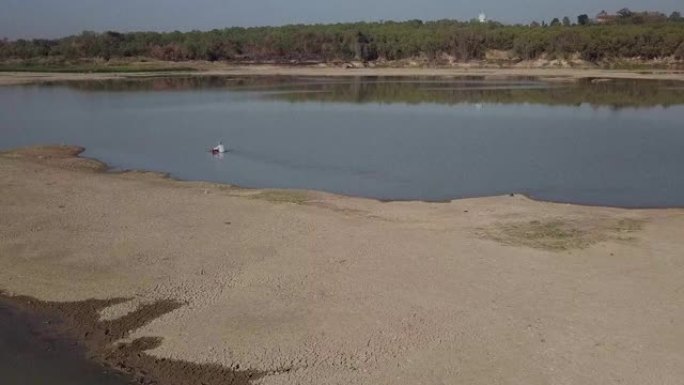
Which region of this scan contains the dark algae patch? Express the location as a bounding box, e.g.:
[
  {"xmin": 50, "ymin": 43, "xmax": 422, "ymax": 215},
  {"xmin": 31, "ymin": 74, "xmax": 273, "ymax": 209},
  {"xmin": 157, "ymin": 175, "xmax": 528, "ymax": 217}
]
[{"xmin": 0, "ymin": 293, "xmax": 266, "ymax": 385}]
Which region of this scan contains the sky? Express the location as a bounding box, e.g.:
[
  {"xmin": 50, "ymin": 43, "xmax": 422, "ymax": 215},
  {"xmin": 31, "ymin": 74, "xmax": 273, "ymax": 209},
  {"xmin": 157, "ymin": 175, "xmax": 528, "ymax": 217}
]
[{"xmin": 1, "ymin": 0, "xmax": 681, "ymax": 39}]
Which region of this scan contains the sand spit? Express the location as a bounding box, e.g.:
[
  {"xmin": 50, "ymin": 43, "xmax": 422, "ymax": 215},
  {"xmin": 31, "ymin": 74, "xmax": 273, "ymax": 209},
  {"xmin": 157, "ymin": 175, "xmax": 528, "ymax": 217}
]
[
  {"xmin": 1, "ymin": 145, "xmax": 684, "ymax": 385},
  {"xmin": 1, "ymin": 64, "xmax": 684, "ymax": 86}
]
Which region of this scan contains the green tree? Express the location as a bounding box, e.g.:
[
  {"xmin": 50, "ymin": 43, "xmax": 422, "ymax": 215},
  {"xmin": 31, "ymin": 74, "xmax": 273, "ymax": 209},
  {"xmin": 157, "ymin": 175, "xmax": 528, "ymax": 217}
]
[
  {"xmin": 550, "ymin": 18, "xmax": 561, "ymax": 27},
  {"xmin": 562, "ymin": 16, "xmax": 571, "ymax": 26},
  {"xmin": 669, "ymin": 11, "xmax": 682, "ymax": 21},
  {"xmin": 1, "ymin": 18, "xmax": 683, "ymax": 64},
  {"xmin": 676, "ymin": 42, "xmax": 684, "ymax": 59},
  {"xmin": 617, "ymin": 8, "xmax": 633, "ymax": 18}
]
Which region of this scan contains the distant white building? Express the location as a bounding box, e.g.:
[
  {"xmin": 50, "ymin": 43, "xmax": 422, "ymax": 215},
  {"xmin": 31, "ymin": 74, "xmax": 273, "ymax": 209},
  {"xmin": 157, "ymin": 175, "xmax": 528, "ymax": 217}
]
[{"xmin": 478, "ymin": 12, "xmax": 487, "ymax": 23}]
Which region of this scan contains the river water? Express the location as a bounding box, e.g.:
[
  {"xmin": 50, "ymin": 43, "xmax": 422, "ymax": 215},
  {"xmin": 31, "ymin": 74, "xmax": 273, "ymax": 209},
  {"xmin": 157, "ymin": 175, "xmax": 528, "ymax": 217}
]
[{"xmin": 1, "ymin": 76, "xmax": 683, "ymax": 207}]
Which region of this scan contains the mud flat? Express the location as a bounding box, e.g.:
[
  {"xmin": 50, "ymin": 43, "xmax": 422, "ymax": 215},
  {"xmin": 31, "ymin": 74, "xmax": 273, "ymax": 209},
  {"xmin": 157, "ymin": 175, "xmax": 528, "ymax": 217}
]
[
  {"xmin": 1, "ymin": 63, "xmax": 684, "ymax": 85},
  {"xmin": 0, "ymin": 293, "xmax": 262, "ymax": 385},
  {"xmin": 1, "ymin": 145, "xmax": 683, "ymax": 384}
]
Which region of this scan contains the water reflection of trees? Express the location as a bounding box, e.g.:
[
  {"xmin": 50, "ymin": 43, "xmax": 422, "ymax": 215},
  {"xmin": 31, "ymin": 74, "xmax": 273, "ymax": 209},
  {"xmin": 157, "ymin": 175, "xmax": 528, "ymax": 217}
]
[{"xmin": 55, "ymin": 76, "xmax": 684, "ymax": 108}]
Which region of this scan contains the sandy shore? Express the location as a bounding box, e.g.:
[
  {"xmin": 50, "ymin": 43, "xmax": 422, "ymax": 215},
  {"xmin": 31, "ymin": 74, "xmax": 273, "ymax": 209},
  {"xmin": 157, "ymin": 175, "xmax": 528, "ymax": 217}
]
[
  {"xmin": 1, "ymin": 145, "xmax": 684, "ymax": 385},
  {"xmin": 1, "ymin": 63, "xmax": 684, "ymax": 86}
]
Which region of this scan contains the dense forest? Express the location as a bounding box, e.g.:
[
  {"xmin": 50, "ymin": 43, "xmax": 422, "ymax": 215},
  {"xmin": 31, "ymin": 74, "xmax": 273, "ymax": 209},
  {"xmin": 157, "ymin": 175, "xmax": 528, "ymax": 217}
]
[{"xmin": 1, "ymin": 10, "xmax": 683, "ymax": 64}]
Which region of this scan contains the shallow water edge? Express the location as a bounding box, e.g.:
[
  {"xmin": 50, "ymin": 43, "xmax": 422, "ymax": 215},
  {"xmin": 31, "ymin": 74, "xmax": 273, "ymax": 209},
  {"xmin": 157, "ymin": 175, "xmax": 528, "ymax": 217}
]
[{"xmin": 0, "ymin": 292, "xmax": 266, "ymax": 385}]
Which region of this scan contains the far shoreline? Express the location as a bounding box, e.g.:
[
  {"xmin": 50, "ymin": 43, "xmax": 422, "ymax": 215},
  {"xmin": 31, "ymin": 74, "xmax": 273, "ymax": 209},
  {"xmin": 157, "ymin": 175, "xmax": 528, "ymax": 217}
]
[{"xmin": 2, "ymin": 62, "xmax": 684, "ymax": 86}]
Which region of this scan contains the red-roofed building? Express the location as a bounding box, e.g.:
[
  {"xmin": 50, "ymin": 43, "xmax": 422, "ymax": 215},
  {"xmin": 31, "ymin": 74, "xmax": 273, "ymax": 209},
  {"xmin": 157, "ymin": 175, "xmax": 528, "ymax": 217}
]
[{"xmin": 595, "ymin": 11, "xmax": 618, "ymax": 24}]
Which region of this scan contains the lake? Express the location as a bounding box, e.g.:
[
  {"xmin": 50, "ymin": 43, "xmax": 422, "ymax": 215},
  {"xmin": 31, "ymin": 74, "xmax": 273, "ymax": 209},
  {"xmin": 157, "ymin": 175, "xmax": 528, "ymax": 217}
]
[{"xmin": 1, "ymin": 76, "xmax": 683, "ymax": 207}]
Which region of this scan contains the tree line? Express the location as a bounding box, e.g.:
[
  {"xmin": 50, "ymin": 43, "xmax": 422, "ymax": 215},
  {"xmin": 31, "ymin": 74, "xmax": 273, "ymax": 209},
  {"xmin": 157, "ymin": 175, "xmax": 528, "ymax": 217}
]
[{"xmin": 1, "ymin": 15, "xmax": 683, "ymax": 64}]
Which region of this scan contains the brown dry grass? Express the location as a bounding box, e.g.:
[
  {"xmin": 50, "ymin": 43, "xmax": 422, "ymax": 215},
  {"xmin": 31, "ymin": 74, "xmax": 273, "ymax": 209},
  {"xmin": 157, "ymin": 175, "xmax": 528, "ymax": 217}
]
[
  {"xmin": 481, "ymin": 217, "xmax": 645, "ymax": 251},
  {"xmin": 249, "ymin": 189, "xmax": 311, "ymax": 204}
]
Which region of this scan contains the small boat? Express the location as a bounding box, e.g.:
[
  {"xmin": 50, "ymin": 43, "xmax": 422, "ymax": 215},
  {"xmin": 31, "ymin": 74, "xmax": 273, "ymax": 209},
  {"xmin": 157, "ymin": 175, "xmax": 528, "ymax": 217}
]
[{"xmin": 211, "ymin": 142, "xmax": 226, "ymax": 154}]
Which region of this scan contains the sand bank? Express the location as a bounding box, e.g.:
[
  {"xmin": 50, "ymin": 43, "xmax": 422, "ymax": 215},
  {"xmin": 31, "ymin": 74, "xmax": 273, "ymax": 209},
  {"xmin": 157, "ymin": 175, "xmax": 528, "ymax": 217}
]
[
  {"xmin": 1, "ymin": 146, "xmax": 683, "ymax": 384},
  {"xmin": 1, "ymin": 63, "xmax": 684, "ymax": 86}
]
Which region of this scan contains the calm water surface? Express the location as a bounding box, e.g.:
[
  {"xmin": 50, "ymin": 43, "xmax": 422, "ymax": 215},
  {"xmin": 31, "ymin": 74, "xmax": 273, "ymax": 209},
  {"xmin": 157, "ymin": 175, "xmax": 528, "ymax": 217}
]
[{"xmin": 1, "ymin": 76, "xmax": 683, "ymax": 207}]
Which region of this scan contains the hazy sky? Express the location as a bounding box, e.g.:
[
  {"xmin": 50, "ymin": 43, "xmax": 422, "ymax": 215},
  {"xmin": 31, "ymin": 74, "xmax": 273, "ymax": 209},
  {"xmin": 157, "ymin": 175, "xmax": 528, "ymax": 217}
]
[{"xmin": 1, "ymin": 0, "xmax": 681, "ymax": 39}]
